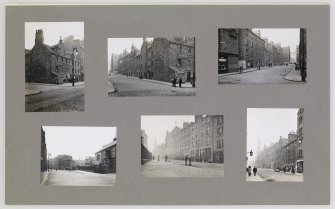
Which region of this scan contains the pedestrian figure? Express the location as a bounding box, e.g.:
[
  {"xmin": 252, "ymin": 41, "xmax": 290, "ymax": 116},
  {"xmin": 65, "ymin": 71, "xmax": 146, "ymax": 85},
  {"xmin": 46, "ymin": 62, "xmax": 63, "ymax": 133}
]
[
  {"xmin": 253, "ymin": 166, "xmax": 258, "ymax": 176},
  {"xmin": 179, "ymin": 77, "xmax": 182, "ymax": 88},
  {"xmin": 158, "ymin": 155, "xmax": 160, "ymax": 162},
  {"xmin": 165, "ymin": 155, "xmax": 168, "ymax": 162},
  {"xmin": 173, "ymin": 77, "xmax": 177, "ymax": 87},
  {"xmin": 188, "ymin": 157, "xmax": 192, "ymax": 166},
  {"xmin": 184, "ymin": 155, "xmax": 188, "ymax": 166},
  {"xmin": 247, "ymin": 166, "xmax": 252, "ymax": 176}
]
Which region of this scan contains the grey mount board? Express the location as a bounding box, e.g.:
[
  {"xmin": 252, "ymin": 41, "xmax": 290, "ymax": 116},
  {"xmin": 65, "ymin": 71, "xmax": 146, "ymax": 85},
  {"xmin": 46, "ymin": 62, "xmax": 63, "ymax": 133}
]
[{"xmin": 5, "ymin": 5, "xmax": 330, "ymax": 204}]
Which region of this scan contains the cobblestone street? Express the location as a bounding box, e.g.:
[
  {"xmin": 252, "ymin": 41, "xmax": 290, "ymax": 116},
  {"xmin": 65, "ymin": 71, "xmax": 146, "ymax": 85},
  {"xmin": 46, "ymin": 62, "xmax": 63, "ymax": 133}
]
[
  {"xmin": 142, "ymin": 160, "xmax": 224, "ymax": 177},
  {"xmin": 108, "ymin": 74, "xmax": 195, "ymax": 97},
  {"xmin": 25, "ymin": 83, "xmax": 84, "ymax": 112},
  {"xmin": 246, "ymin": 169, "xmax": 303, "ymax": 182},
  {"xmin": 45, "ymin": 170, "xmax": 116, "ymax": 186},
  {"xmin": 218, "ymin": 65, "xmax": 300, "ymax": 84}
]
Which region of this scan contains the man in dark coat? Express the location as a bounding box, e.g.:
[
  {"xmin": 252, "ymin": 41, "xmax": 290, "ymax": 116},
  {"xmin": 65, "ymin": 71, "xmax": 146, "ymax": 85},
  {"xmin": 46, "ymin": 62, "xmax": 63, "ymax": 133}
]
[
  {"xmin": 179, "ymin": 77, "xmax": 182, "ymax": 87},
  {"xmin": 253, "ymin": 166, "xmax": 258, "ymax": 176}
]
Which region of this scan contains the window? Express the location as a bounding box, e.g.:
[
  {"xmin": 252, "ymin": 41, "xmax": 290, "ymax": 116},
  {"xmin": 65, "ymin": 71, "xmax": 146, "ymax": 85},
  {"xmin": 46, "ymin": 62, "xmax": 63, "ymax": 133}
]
[
  {"xmin": 188, "ymin": 47, "xmax": 191, "ymax": 53},
  {"xmin": 177, "ymin": 58, "xmax": 182, "ymax": 67},
  {"xmin": 178, "ymin": 45, "xmax": 182, "ymax": 52}
]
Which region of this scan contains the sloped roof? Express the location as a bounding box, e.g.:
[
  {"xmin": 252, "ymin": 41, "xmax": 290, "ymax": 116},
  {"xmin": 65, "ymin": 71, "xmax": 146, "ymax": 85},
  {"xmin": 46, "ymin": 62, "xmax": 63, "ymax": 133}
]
[{"xmin": 95, "ymin": 139, "xmax": 117, "ymax": 154}]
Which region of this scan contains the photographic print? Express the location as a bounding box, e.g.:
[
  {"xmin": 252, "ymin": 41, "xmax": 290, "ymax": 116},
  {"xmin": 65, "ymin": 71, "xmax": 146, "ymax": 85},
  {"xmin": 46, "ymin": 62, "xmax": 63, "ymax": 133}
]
[
  {"xmin": 246, "ymin": 108, "xmax": 304, "ymax": 182},
  {"xmin": 25, "ymin": 22, "xmax": 84, "ymax": 112},
  {"xmin": 107, "ymin": 38, "xmax": 196, "ymax": 97},
  {"xmin": 218, "ymin": 28, "xmax": 307, "ymax": 84},
  {"xmin": 141, "ymin": 115, "xmax": 224, "ymax": 177},
  {"xmin": 40, "ymin": 126, "xmax": 117, "ymax": 186}
]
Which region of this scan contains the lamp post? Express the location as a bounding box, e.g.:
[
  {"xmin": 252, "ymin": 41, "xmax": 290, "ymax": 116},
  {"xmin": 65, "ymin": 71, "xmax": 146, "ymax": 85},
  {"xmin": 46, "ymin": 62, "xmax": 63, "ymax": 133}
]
[
  {"xmin": 72, "ymin": 47, "xmax": 78, "ymax": 86},
  {"xmin": 246, "ymin": 150, "xmax": 253, "ymax": 161}
]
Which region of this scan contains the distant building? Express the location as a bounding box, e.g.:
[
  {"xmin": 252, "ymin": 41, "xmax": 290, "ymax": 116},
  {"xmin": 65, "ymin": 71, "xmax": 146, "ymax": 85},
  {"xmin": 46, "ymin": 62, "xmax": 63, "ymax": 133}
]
[
  {"xmin": 117, "ymin": 37, "xmax": 195, "ymax": 83},
  {"xmin": 95, "ymin": 138, "xmax": 117, "ymax": 173},
  {"xmin": 165, "ymin": 115, "xmax": 224, "ymax": 163},
  {"xmin": 25, "ymin": 29, "xmax": 84, "ymax": 84}
]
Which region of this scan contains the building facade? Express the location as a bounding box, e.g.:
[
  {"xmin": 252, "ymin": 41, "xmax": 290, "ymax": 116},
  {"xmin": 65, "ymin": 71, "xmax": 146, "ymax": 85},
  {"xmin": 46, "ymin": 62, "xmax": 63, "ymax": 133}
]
[
  {"xmin": 165, "ymin": 115, "xmax": 224, "ymax": 163},
  {"xmin": 238, "ymin": 29, "xmax": 265, "ymax": 69},
  {"xmin": 41, "ymin": 127, "xmax": 47, "ymax": 172},
  {"xmin": 25, "ymin": 29, "xmax": 83, "ymax": 84},
  {"xmin": 117, "ymin": 37, "xmax": 195, "ymax": 83},
  {"xmin": 296, "ymin": 108, "xmax": 304, "ymax": 173},
  {"xmin": 95, "ymin": 138, "xmax": 117, "ymax": 173},
  {"xmin": 218, "ymin": 29, "xmax": 239, "ymax": 73}
]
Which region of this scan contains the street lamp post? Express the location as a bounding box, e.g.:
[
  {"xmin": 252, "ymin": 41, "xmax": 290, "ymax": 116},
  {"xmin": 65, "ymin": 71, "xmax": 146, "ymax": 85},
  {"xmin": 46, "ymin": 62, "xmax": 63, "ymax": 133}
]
[
  {"xmin": 72, "ymin": 47, "xmax": 78, "ymax": 86},
  {"xmin": 246, "ymin": 150, "xmax": 253, "ymax": 161}
]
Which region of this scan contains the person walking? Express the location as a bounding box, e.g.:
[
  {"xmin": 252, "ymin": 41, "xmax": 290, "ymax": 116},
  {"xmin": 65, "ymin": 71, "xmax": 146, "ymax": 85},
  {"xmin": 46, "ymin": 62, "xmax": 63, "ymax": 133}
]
[
  {"xmin": 253, "ymin": 166, "xmax": 258, "ymax": 176},
  {"xmin": 179, "ymin": 77, "xmax": 182, "ymax": 88},
  {"xmin": 184, "ymin": 155, "xmax": 188, "ymax": 166},
  {"xmin": 247, "ymin": 166, "xmax": 252, "ymax": 176}
]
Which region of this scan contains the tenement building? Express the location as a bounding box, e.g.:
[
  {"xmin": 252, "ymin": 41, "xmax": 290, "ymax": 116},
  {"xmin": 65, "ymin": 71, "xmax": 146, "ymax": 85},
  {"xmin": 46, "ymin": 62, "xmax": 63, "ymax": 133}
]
[
  {"xmin": 255, "ymin": 109, "xmax": 304, "ymax": 173},
  {"xmin": 218, "ymin": 29, "xmax": 239, "ymax": 73},
  {"xmin": 25, "ymin": 29, "xmax": 83, "ymax": 84},
  {"xmin": 117, "ymin": 37, "xmax": 195, "ymax": 83},
  {"xmin": 218, "ymin": 29, "xmax": 292, "ymax": 73},
  {"xmin": 94, "ymin": 138, "xmax": 117, "ymax": 173},
  {"xmin": 165, "ymin": 115, "xmax": 224, "ymax": 163}
]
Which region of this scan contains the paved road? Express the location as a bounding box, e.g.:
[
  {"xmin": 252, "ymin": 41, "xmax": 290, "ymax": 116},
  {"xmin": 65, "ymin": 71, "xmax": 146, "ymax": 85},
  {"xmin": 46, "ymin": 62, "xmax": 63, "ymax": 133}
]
[
  {"xmin": 142, "ymin": 160, "xmax": 224, "ymax": 177},
  {"xmin": 25, "ymin": 85, "xmax": 84, "ymax": 112},
  {"xmin": 218, "ymin": 66, "xmax": 297, "ymax": 84},
  {"xmin": 108, "ymin": 75, "xmax": 195, "ymax": 97},
  {"xmin": 246, "ymin": 169, "xmax": 303, "ymax": 182},
  {"xmin": 45, "ymin": 170, "xmax": 116, "ymax": 186}
]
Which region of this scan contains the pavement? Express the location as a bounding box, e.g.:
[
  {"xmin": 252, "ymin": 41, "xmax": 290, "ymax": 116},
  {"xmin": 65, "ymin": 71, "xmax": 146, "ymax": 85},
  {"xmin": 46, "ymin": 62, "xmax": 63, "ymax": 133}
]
[
  {"xmin": 218, "ymin": 67, "xmax": 265, "ymax": 77},
  {"xmin": 45, "ymin": 169, "xmax": 116, "ymax": 186},
  {"xmin": 284, "ymin": 69, "xmax": 305, "ymax": 82},
  {"xmin": 108, "ymin": 74, "xmax": 195, "ymax": 97},
  {"xmin": 141, "ymin": 159, "xmax": 224, "ymax": 177},
  {"xmin": 25, "ymin": 82, "xmax": 85, "ymax": 95},
  {"xmin": 218, "ymin": 65, "xmax": 300, "ymax": 84},
  {"xmin": 246, "ymin": 168, "xmax": 303, "ymax": 182}
]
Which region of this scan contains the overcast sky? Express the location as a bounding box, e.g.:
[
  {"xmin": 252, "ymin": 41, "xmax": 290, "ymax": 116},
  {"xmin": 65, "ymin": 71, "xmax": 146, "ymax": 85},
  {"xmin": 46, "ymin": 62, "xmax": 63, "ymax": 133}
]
[
  {"xmin": 25, "ymin": 22, "xmax": 84, "ymax": 49},
  {"xmin": 141, "ymin": 115, "xmax": 195, "ymax": 152},
  {"xmin": 43, "ymin": 126, "xmax": 117, "ymax": 160},
  {"xmin": 107, "ymin": 38, "xmax": 153, "ymax": 72},
  {"xmin": 247, "ymin": 108, "xmax": 299, "ymax": 159},
  {"xmin": 253, "ymin": 28, "xmax": 300, "ymax": 59}
]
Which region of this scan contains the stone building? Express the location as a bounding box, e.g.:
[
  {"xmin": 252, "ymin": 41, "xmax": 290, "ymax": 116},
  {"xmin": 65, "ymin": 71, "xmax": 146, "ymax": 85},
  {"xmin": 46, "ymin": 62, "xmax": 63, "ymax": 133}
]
[
  {"xmin": 25, "ymin": 29, "xmax": 83, "ymax": 84},
  {"xmin": 141, "ymin": 130, "xmax": 152, "ymax": 164},
  {"xmin": 94, "ymin": 138, "xmax": 117, "ymax": 173},
  {"xmin": 218, "ymin": 29, "xmax": 239, "ymax": 73},
  {"xmin": 263, "ymin": 38, "xmax": 274, "ymax": 67},
  {"xmin": 41, "ymin": 127, "xmax": 47, "ymax": 172},
  {"xmin": 165, "ymin": 115, "xmax": 224, "ymax": 163},
  {"xmin": 238, "ymin": 29, "xmax": 265, "ymax": 69},
  {"xmin": 282, "ymin": 46, "xmax": 291, "ymax": 63},
  {"xmin": 117, "ymin": 37, "xmax": 195, "ymax": 83},
  {"xmin": 296, "ymin": 108, "xmax": 304, "ymax": 173}
]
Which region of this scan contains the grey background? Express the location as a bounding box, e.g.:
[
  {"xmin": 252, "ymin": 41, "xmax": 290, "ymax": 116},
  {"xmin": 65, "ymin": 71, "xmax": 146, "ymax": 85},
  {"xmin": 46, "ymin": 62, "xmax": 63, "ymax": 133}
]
[{"xmin": 5, "ymin": 5, "xmax": 329, "ymax": 205}]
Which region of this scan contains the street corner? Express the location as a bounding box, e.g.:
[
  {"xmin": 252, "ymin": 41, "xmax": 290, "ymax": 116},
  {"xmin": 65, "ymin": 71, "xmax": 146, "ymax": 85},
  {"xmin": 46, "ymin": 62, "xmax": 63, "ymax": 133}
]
[
  {"xmin": 25, "ymin": 89, "xmax": 41, "ymax": 96},
  {"xmin": 284, "ymin": 69, "xmax": 305, "ymax": 83}
]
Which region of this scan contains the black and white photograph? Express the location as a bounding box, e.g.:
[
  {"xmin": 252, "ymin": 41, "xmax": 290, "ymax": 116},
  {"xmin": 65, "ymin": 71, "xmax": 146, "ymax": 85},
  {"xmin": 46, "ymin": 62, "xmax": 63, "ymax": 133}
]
[
  {"xmin": 141, "ymin": 115, "xmax": 224, "ymax": 177},
  {"xmin": 108, "ymin": 38, "xmax": 196, "ymax": 97},
  {"xmin": 218, "ymin": 28, "xmax": 307, "ymax": 84},
  {"xmin": 25, "ymin": 22, "xmax": 84, "ymax": 112},
  {"xmin": 40, "ymin": 126, "xmax": 117, "ymax": 186},
  {"xmin": 246, "ymin": 108, "xmax": 304, "ymax": 182}
]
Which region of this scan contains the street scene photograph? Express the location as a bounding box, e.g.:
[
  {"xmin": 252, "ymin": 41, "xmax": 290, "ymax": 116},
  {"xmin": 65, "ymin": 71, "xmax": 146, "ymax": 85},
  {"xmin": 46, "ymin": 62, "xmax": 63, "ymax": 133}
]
[
  {"xmin": 25, "ymin": 22, "xmax": 84, "ymax": 112},
  {"xmin": 141, "ymin": 115, "xmax": 224, "ymax": 177},
  {"xmin": 108, "ymin": 37, "xmax": 196, "ymax": 97},
  {"xmin": 40, "ymin": 126, "xmax": 117, "ymax": 186},
  {"xmin": 218, "ymin": 28, "xmax": 307, "ymax": 84},
  {"xmin": 246, "ymin": 108, "xmax": 304, "ymax": 182}
]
